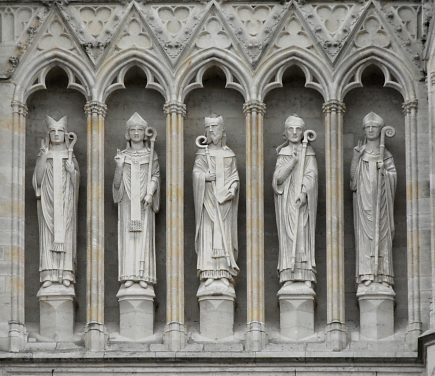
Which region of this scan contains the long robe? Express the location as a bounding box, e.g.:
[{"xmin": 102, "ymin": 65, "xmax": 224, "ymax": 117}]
[
  {"xmin": 113, "ymin": 147, "xmax": 160, "ymax": 284},
  {"xmin": 32, "ymin": 149, "xmax": 79, "ymax": 284},
  {"xmin": 350, "ymin": 148, "xmax": 396, "ymax": 286},
  {"xmin": 193, "ymin": 147, "xmax": 239, "ymax": 280},
  {"xmin": 273, "ymin": 144, "xmax": 318, "ymax": 284}
]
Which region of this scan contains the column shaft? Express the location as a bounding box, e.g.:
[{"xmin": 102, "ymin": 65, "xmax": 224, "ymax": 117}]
[
  {"xmin": 9, "ymin": 101, "xmax": 27, "ymax": 352},
  {"xmin": 163, "ymin": 102, "xmax": 186, "ymax": 351},
  {"xmin": 430, "ymin": 74, "xmax": 435, "ymax": 329},
  {"xmin": 244, "ymin": 100, "xmax": 267, "ymax": 351},
  {"xmin": 403, "ymin": 99, "xmax": 422, "ymax": 348},
  {"xmin": 323, "ymin": 100, "xmax": 347, "ymax": 351},
  {"xmin": 84, "ymin": 101, "xmax": 107, "ymax": 351}
]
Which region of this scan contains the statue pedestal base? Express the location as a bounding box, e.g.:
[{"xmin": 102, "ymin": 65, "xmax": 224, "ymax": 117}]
[
  {"xmin": 37, "ymin": 284, "xmax": 75, "ymax": 341},
  {"xmin": 197, "ymin": 280, "xmax": 235, "ymax": 340},
  {"xmin": 117, "ymin": 283, "xmax": 155, "ymax": 340},
  {"xmin": 277, "ymin": 282, "xmax": 316, "ymax": 339},
  {"xmin": 357, "ymin": 282, "xmax": 395, "ymax": 340}
]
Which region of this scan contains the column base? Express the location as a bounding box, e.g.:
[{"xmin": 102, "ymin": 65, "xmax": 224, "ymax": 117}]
[
  {"xmin": 8, "ymin": 321, "xmax": 27, "ymax": 352},
  {"xmin": 84, "ymin": 321, "xmax": 107, "ymax": 351},
  {"xmin": 197, "ymin": 280, "xmax": 235, "ymax": 340},
  {"xmin": 357, "ymin": 283, "xmax": 395, "ymax": 340},
  {"xmin": 419, "ymin": 328, "xmax": 435, "ymax": 376},
  {"xmin": 278, "ymin": 282, "xmax": 315, "ymax": 340},
  {"xmin": 245, "ymin": 321, "xmax": 267, "ymax": 351},
  {"xmin": 37, "ymin": 284, "xmax": 75, "ymax": 341},
  {"xmin": 164, "ymin": 321, "xmax": 186, "ymax": 351},
  {"xmin": 406, "ymin": 321, "xmax": 422, "ymax": 351},
  {"xmin": 117, "ymin": 283, "xmax": 155, "ymax": 340},
  {"xmin": 326, "ymin": 321, "xmax": 347, "ymax": 351}
]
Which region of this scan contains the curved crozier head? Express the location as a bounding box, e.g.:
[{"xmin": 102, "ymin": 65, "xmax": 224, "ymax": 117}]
[
  {"xmin": 204, "ymin": 114, "xmax": 226, "ymax": 146},
  {"xmin": 46, "ymin": 115, "xmax": 67, "ymax": 145},
  {"xmin": 125, "ymin": 112, "xmax": 148, "ymax": 144},
  {"xmin": 284, "ymin": 114, "xmax": 305, "ymax": 144},
  {"xmin": 362, "ymin": 112, "xmax": 383, "ymax": 141}
]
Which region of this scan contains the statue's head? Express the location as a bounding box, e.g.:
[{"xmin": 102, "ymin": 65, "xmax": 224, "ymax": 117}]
[
  {"xmin": 205, "ymin": 114, "xmax": 225, "ymax": 146},
  {"xmin": 125, "ymin": 112, "xmax": 148, "ymax": 145},
  {"xmin": 46, "ymin": 115, "xmax": 67, "ymax": 145},
  {"xmin": 284, "ymin": 114, "xmax": 305, "ymax": 144},
  {"xmin": 362, "ymin": 112, "xmax": 383, "ymax": 141}
]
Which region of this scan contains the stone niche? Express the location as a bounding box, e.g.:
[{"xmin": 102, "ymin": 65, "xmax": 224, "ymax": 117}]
[
  {"xmin": 104, "ymin": 67, "xmax": 167, "ymax": 340},
  {"xmin": 25, "ymin": 67, "xmax": 87, "ymax": 340},
  {"xmin": 343, "ymin": 66, "xmax": 408, "ymax": 336},
  {"xmin": 263, "ymin": 67, "xmax": 326, "ymax": 339},
  {"xmin": 184, "ymin": 68, "xmax": 247, "ymax": 339}
]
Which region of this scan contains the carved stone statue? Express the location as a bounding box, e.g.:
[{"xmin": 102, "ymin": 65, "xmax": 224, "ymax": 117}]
[
  {"xmin": 272, "ymin": 115, "xmax": 318, "ymax": 289},
  {"xmin": 32, "ymin": 116, "xmax": 79, "ymax": 288},
  {"xmin": 113, "ymin": 112, "xmax": 160, "ymax": 290},
  {"xmin": 193, "ymin": 114, "xmax": 240, "ymax": 287},
  {"xmin": 350, "ymin": 112, "xmax": 397, "ymax": 288}
]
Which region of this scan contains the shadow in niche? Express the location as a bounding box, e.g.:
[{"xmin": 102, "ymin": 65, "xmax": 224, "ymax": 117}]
[
  {"xmin": 343, "ymin": 65, "xmax": 408, "ymax": 334},
  {"xmin": 183, "ymin": 67, "xmax": 247, "ymax": 340},
  {"xmin": 104, "ymin": 66, "xmax": 167, "ymax": 340},
  {"xmin": 263, "ymin": 66, "xmax": 326, "ymax": 340},
  {"xmin": 24, "ymin": 67, "xmax": 87, "ymax": 337}
]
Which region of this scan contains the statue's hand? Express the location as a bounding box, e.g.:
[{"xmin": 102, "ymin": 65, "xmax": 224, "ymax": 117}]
[
  {"xmin": 353, "ymin": 140, "xmax": 365, "ymax": 158},
  {"xmin": 144, "ymin": 193, "xmax": 153, "ymax": 207},
  {"xmin": 114, "ymin": 152, "xmax": 125, "ymax": 168},
  {"xmin": 222, "ymin": 187, "xmax": 236, "ymax": 203},
  {"xmin": 65, "ymin": 160, "xmax": 75, "ymax": 174},
  {"xmin": 205, "ymin": 172, "xmax": 216, "ymax": 182},
  {"xmin": 295, "ymin": 192, "xmax": 307, "ymax": 208}
]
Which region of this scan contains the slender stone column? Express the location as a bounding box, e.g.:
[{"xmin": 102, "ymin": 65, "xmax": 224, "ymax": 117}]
[
  {"xmin": 403, "ymin": 99, "xmax": 422, "ymax": 349},
  {"xmin": 243, "ymin": 100, "xmax": 267, "ymax": 351},
  {"xmin": 163, "ymin": 101, "xmax": 186, "ymax": 351},
  {"xmin": 83, "ymin": 101, "xmax": 107, "ymax": 351},
  {"xmin": 8, "ymin": 101, "xmax": 28, "ymax": 352},
  {"xmin": 323, "ymin": 100, "xmax": 347, "ymax": 351},
  {"xmin": 430, "ymin": 73, "xmax": 435, "ymax": 331}
]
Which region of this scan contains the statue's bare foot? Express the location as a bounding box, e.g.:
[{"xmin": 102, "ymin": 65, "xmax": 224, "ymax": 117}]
[
  {"xmin": 382, "ymin": 282, "xmax": 390, "ymax": 287},
  {"xmin": 221, "ymin": 278, "xmax": 230, "ymax": 287},
  {"xmin": 139, "ymin": 281, "xmax": 148, "ymax": 289},
  {"xmin": 124, "ymin": 280, "xmax": 134, "ymax": 288},
  {"xmin": 62, "ymin": 279, "xmax": 71, "ymax": 287},
  {"xmin": 305, "ymin": 281, "xmax": 312, "ymax": 288},
  {"xmin": 42, "ymin": 280, "xmax": 52, "ymax": 288},
  {"xmin": 283, "ymin": 281, "xmax": 293, "ymax": 288},
  {"xmin": 204, "ymin": 278, "xmax": 213, "ymax": 287},
  {"xmin": 363, "ymin": 280, "xmax": 372, "ymax": 286}
]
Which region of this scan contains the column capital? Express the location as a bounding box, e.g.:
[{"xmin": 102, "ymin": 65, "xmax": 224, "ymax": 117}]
[
  {"xmin": 402, "ymin": 99, "xmax": 418, "ymax": 114},
  {"xmin": 84, "ymin": 101, "xmax": 107, "ymax": 118},
  {"xmin": 243, "ymin": 100, "xmax": 266, "ymax": 115},
  {"xmin": 11, "ymin": 100, "xmax": 28, "ymax": 117},
  {"xmin": 163, "ymin": 101, "xmax": 186, "ymax": 117},
  {"xmin": 322, "ymin": 100, "xmax": 346, "ymax": 114}
]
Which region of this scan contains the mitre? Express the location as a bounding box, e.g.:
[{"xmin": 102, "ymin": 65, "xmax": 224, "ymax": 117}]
[
  {"xmin": 46, "ymin": 115, "xmax": 67, "ymax": 131},
  {"xmin": 362, "ymin": 112, "xmax": 384, "ymax": 127},
  {"xmin": 126, "ymin": 112, "xmax": 148, "ymax": 129}
]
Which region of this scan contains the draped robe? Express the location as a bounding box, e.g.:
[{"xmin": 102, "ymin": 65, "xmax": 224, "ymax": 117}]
[
  {"xmin": 113, "ymin": 148, "xmax": 160, "ymax": 284},
  {"xmin": 273, "ymin": 144, "xmax": 318, "ymax": 284},
  {"xmin": 32, "ymin": 150, "xmax": 79, "ymax": 283},
  {"xmin": 193, "ymin": 147, "xmax": 239, "ymax": 280},
  {"xmin": 351, "ymin": 148, "xmax": 396, "ymax": 286}
]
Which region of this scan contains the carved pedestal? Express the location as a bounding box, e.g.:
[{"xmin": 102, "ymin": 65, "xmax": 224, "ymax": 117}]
[
  {"xmin": 278, "ymin": 282, "xmax": 316, "ymax": 340},
  {"xmin": 197, "ymin": 280, "xmax": 236, "ymax": 340},
  {"xmin": 37, "ymin": 284, "xmax": 75, "ymax": 341},
  {"xmin": 116, "ymin": 284, "xmax": 155, "ymax": 340},
  {"xmin": 357, "ymin": 282, "xmax": 395, "ymax": 340}
]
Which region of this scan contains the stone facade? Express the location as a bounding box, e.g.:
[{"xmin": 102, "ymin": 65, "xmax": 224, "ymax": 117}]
[{"xmin": 0, "ymin": 0, "xmax": 434, "ymax": 374}]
